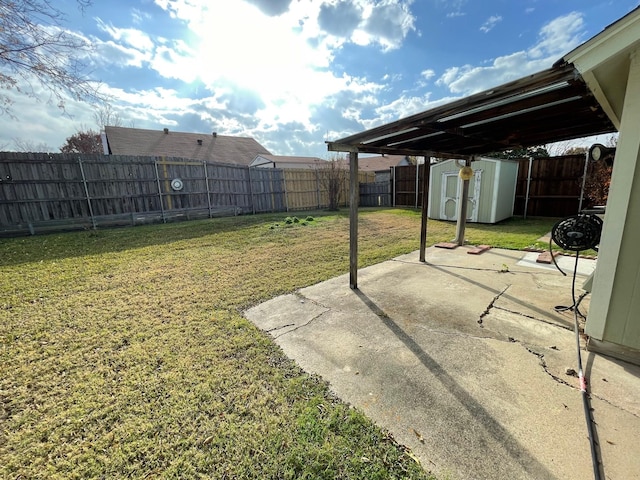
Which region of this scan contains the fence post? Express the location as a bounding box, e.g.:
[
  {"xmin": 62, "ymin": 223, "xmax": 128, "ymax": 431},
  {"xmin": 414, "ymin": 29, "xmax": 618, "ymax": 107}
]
[
  {"xmin": 392, "ymin": 166, "xmax": 396, "ymax": 207},
  {"xmin": 578, "ymin": 152, "xmax": 589, "ymax": 213},
  {"xmin": 204, "ymin": 161, "xmax": 213, "ymax": 218},
  {"xmin": 524, "ymin": 157, "xmax": 533, "ymax": 219},
  {"xmin": 284, "ymin": 170, "xmax": 290, "ymax": 212},
  {"xmin": 78, "ymin": 157, "xmax": 96, "ymax": 230},
  {"xmin": 415, "ymin": 163, "xmax": 420, "ymax": 208},
  {"xmin": 316, "ymin": 169, "xmax": 321, "ymax": 208},
  {"xmin": 248, "ymin": 167, "xmax": 256, "ymax": 214},
  {"xmin": 154, "ymin": 160, "xmax": 166, "ymax": 223}
]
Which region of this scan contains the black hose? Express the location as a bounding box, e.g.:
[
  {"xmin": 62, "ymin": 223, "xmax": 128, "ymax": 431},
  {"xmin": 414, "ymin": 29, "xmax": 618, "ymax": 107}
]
[
  {"xmin": 549, "ymin": 236, "xmax": 567, "ymax": 276},
  {"xmin": 570, "ymin": 253, "xmax": 601, "ymax": 480}
]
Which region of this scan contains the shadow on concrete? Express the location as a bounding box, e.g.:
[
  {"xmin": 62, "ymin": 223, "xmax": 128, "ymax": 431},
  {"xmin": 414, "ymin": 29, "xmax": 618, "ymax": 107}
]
[
  {"xmin": 417, "ymin": 259, "xmax": 573, "ymax": 329},
  {"xmin": 352, "ymin": 287, "xmax": 555, "ymax": 479}
]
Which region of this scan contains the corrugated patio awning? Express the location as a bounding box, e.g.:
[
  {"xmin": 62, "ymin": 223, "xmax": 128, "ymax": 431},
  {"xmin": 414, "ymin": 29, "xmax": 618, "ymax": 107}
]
[
  {"xmin": 327, "ymin": 62, "xmax": 616, "ymax": 158},
  {"xmin": 328, "ymin": 60, "xmax": 618, "ymax": 290}
]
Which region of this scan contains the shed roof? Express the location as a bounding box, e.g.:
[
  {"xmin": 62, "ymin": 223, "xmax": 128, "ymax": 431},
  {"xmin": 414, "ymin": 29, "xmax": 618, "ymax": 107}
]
[
  {"xmin": 327, "ymin": 62, "xmax": 616, "ymax": 158},
  {"xmin": 104, "ymin": 126, "xmax": 271, "ymax": 166}
]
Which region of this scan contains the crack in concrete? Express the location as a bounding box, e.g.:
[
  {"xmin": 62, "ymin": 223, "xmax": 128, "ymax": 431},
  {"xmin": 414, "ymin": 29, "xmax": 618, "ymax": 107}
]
[
  {"xmin": 521, "ymin": 347, "xmax": 640, "ymax": 418},
  {"xmin": 265, "ymin": 323, "xmax": 295, "ymax": 333},
  {"xmin": 493, "ymin": 305, "xmax": 574, "ymax": 332},
  {"xmin": 523, "ymin": 346, "xmax": 575, "ymax": 388},
  {"xmin": 271, "ymin": 292, "xmax": 330, "ymax": 339},
  {"xmin": 478, "ymin": 285, "xmax": 510, "ymax": 325}
]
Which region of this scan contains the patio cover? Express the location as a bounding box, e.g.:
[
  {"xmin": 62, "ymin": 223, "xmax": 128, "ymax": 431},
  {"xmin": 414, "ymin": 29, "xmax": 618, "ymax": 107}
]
[
  {"xmin": 327, "ymin": 60, "xmax": 618, "ymax": 289},
  {"xmin": 327, "ymin": 61, "xmax": 615, "ymax": 158}
]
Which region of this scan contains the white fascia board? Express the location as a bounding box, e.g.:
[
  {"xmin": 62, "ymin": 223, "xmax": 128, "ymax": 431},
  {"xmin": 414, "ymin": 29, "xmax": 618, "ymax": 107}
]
[{"xmin": 564, "ymin": 9, "xmax": 640, "ymax": 73}]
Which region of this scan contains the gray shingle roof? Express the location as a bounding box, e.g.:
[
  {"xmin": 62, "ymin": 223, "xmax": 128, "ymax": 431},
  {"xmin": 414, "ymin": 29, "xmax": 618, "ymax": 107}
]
[{"xmin": 104, "ymin": 126, "xmax": 271, "ymax": 166}]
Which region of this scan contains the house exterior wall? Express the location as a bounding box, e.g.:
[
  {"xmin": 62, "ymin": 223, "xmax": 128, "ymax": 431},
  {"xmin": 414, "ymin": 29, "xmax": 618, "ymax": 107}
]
[{"xmin": 586, "ymin": 49, "xmax": 640, "ymax": 362}]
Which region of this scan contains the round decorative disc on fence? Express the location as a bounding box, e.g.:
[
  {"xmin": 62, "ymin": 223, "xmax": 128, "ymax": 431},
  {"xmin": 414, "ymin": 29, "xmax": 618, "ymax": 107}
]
[{"xmin": 170, "ymin": 178, "xmax": 184, "ymax": 191}]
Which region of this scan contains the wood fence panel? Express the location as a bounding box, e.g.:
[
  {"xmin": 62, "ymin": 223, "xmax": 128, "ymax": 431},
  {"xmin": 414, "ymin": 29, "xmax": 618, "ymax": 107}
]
[
  {"xmin": 207, "ymin": 163, "xmax": 251, "ymax": 213},
  {"xmin": 284, "ymin": 169, "xmax": 321, "ymax": 210},
  {"xmin": 249, "ymin": 168, "xmax": 286, "ymax": 213},
  {"xmin": 360, "ymin": 182, "xmax": 392, "ymax": 207},
  {"xmin": 513, "ymin": 155, "xmax": 585, "ymax": 217},
  {"xmin": 393, "ymin": 165, "xmax": 421, "ymax": 206},
  {"xmin": 1, "ymin": 153, "xmax": 370, "ymax": 236},
  {"xmin": 392, "ymin": 164, "xmax": 425, "ymax": 207}
]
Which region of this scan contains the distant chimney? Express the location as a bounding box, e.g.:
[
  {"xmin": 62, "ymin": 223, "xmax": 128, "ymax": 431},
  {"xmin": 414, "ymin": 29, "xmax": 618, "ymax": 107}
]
[
  {"xmin": 197, "ymin": 139, "xmax": 203, "ymax": 145},
  {"xmin": 163, "ymin": 128, "xmax": 169, "ymax": 134},
  {"xmin": 212, "ymin": 132, "xmax": 217, "ymax": 137}
]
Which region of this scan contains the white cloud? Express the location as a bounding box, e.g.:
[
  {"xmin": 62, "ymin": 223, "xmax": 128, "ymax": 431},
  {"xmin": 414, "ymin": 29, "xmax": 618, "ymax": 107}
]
[
  {"xmin": 479, "ymin": 15, "xmax": 502, "ymax": 33},
  {"xmin": 441, "ymin": 0, "xmax": 466, "ymax": 18},
  {"xmin": 96, "ymin": 40, "xmax": 152, "ymax": 68},
  {"xmin": 528, "ymin": 11, "xmax": 585, "ymax": 59},
  {"xmin": 361, "ymin": 0, "xmax": 417, "ymax": 51},
  {"xmin": 143, "ymin": 0, "xmax": 401, "ymax": 139},
  {"xmin": 436, "ymin": 12, "xmax": 587, "ymax": 96},
  {"xmin": 421, "ymin": 69, "xmax": 436, "ymax": 80},
  {"xmin": 95, "ymin": 19, "xmax": 154, "ymax": 51}
]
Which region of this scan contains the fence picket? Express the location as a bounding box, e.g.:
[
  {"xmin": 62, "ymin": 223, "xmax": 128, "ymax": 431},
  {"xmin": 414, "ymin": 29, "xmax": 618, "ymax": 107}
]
[{"xmin": 0, "ymin": 153, "xmax": 374, "ymax": 236}]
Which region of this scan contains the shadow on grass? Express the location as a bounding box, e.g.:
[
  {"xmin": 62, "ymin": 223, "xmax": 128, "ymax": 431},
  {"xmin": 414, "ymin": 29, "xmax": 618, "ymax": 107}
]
[{"xmin": 0, "ymin": 211, "xmax": 332, "ymax": 267}]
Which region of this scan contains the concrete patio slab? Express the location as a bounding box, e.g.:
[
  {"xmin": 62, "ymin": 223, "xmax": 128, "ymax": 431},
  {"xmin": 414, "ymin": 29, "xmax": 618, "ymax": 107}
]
[{"xmin": 245, "ymin": 246, "xmax": 640, "ymax": 480}]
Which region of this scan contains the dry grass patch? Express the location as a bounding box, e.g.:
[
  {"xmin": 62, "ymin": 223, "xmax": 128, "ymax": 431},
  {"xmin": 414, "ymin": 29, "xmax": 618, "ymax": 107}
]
[{"xmin": 1, "ymin": 209, "xmax": 556, "ymax": 479}]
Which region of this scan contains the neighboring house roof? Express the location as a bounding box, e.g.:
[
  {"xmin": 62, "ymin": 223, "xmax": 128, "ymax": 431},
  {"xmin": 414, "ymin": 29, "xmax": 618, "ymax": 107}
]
[
  {"xmin": 250, "ymin": 154, "xmax": 326, "ymax": 169},
  {"xmin": 103, "ymin": 126, "xmax": 271, "ymax": 166},
  {"xmin": 357, "ymin": 155, "xmax": 411, "ymax": 172}
]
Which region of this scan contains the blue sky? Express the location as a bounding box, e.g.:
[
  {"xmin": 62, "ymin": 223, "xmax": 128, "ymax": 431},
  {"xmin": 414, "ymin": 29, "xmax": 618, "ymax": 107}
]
[{"xmin": 1, "ymin": 0, "xmax": 636, "ymax": 156}]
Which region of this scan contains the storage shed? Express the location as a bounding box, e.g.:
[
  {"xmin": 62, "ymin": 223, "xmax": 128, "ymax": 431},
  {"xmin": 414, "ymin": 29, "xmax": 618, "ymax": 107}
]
[{"xmin": 428, "ymin": 157, "xmax": 519, "ymax": 223}]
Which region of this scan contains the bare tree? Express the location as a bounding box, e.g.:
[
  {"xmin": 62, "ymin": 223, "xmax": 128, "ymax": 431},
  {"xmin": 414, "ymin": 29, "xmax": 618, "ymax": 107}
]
[
  {"xmin": 12, "ymin": 137, "xmax": 53, "ymax": 152},
  {"xmin": 0, "ymin": 0, "xmax": 104, "ymax": 117},
  {"xmin": 93, "ymin": 103, "xmax": 124, "ymax": 131},
  {"xmin": 316, "ymin": 156, "xmax": 348, "ymax": 211}
]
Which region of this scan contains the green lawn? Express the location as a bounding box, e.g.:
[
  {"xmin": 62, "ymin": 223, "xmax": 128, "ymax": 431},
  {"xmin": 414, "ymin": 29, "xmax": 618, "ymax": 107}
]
[{"xmin": 0, "ymin": 209, "xmax": 559, "ymax": 479}]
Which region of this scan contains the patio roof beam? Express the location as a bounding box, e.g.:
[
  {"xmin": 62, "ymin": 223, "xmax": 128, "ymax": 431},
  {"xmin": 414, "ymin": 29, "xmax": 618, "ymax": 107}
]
[{"xmin": 326, "ymin": 141, "xmax": 475, "ymax": 160}]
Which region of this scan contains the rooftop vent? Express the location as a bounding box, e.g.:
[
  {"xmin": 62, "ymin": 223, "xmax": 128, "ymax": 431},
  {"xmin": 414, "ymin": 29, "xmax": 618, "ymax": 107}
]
[
  {"xmin": 163, "ymin": 128, "xmax": 169, "ymax": 134},
  {"xmin": 197, "ymin": 139, "xmax": 203, "ymax": 145}
]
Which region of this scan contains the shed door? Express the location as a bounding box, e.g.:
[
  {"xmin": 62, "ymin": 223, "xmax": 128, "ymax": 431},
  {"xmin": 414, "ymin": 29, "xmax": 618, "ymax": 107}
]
[{"xmin": 440, "ymin": 171, "xmax": 481, "ymax": 221}]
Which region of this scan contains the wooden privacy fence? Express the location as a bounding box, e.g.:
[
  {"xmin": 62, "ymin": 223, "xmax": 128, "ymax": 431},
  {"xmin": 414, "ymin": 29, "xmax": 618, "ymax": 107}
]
[
  {"xmin": 513, "ymin": 154, "xmax": 587, "ymax": 217},
  {"xmin": 0, "ymin": 153, "xmax": 373, "ymax": 236},
  {"xmin": 360, "ymin": 182, "xmax": 392, "ymax": 207},
  {"xmin": 283, "ymin": 169, "xmax": 372, "ymax": 210},
  {"xmin": 392, "ymin": 164, "xmax": 425, "ymax": 207}
]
